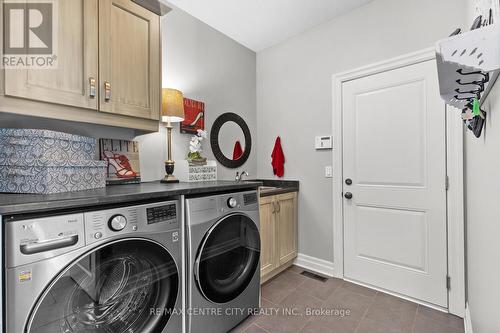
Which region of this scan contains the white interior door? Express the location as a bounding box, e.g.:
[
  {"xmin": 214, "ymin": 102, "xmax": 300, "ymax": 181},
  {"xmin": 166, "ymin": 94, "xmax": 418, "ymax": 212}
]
[{"xmin": 342, "ymin": 60, "xmax": 448, "ymax": 307}]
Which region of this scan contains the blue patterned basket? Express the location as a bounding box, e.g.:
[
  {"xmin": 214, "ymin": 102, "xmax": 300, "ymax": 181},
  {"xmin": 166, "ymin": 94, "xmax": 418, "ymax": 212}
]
[
  {"xmin": 0, "ymin": 159, "xmax": 106, "ymax": 194},
  {"xmin": 0, "ymin": 129, "xmax": 96, "ymax": 163}
]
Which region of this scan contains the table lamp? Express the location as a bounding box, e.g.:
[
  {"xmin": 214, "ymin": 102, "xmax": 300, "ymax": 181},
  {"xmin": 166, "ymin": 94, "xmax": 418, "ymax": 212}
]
[{"xmin": 161, "ymin": 88, "xmax": 185, "ymax": 183}]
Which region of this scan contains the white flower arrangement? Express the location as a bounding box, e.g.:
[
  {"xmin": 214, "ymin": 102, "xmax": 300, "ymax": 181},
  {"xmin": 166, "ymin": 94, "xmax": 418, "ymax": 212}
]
[{"xmin": 188, "ymin": 129, "xmax": 208, "ymax": 160}]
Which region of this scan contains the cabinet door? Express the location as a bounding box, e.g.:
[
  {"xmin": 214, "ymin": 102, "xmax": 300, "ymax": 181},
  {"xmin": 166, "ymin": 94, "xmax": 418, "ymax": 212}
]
[
  {"xmin": 4, "ymin": 0, "xmax": 99, "ymax": 109},
  {"xmin": 259, "ymin": 195, "xmax": 277, "ymax": 278},
  {"xmin": 99, "ymin": 0, "xmax": 160, "ymax": 120},
  {"xmin": 276, "ymin": 192, "xmax": 298, "ymax": 265}
]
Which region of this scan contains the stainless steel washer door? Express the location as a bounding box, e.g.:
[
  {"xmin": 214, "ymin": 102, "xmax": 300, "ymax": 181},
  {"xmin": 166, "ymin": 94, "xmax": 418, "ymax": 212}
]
[
  {"xmin": 27, "ymin": 239, "xmax": 179, "ymax": 333},
  {"xmin": 195, "ymin": 214, "xmax": 260, "ymax": 304}
]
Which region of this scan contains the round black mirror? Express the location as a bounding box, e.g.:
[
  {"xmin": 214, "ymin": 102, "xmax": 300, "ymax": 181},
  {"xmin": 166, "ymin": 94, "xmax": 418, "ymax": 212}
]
[{"xmin": 210, "ymin": 113, "xmax": 251, "ymax": 168}]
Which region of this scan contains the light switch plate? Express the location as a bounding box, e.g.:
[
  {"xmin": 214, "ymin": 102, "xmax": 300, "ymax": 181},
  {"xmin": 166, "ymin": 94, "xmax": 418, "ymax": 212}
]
[
  {"xmin": 325, "ymin": 166, "xmax": 333, "ymax": 178},
  {"xmin": 315, "ymin": 136, "xmax": 332, "ymax": 150}
]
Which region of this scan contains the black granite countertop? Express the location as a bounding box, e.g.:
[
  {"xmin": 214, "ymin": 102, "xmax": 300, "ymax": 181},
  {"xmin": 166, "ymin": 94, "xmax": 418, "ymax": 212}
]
[
  {"xmin": 0, "ymin": 181, "xmax": 262, "ymax": 216},
  {"xmin": 253, "ymin": 179, "xmax": 299, "ymax": 197}
]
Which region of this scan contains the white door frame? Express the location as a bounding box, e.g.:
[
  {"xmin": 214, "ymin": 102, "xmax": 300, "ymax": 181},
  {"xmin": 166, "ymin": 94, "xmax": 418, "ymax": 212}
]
[{"xmin": 332, "ymin": 48, "xmax": 465, "ymax": 316}]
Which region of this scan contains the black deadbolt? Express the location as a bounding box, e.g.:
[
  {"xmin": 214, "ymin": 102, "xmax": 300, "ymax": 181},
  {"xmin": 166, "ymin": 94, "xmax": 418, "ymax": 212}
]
[
  {"xmin": 344, "ymin": 192, "xmax": 353, "ymax": 199},
  {"xmin": 345, "ymin": 178, "xmax": 352, "ymax": 185}
]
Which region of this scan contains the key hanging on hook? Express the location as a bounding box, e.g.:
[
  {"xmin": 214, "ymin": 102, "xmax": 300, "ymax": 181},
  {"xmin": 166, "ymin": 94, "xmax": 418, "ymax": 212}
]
[
  {"xmin": 472, "ymin": 97, "xmax": 486, "ymax": 120},
  {"xmin": 472, "ymin": 97, "xmax": 481, "ymax": 116}
]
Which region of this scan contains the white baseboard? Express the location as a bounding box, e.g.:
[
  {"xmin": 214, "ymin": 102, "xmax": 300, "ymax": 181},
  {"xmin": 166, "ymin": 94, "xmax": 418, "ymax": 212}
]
[
  {"xmin": 464, "ymin": 303, "xmax": 473, "ymax": 333},
  {"xmin": 293, "ymin": 253, "xmax": 335, "ymax": 277}
]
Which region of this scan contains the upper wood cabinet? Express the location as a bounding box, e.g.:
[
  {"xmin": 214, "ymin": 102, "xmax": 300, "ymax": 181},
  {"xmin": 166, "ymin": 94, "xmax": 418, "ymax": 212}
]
[
  {"xmin": 0, "ymin": 0, "xmax": 162, "ymax": 129},
  {"xmin": 99, "ymin": 0, "xmax": 160, "ymax": 120},
  {"xmin": 4, "ymin": 0, "xmax": 99, "ymax": 110}
]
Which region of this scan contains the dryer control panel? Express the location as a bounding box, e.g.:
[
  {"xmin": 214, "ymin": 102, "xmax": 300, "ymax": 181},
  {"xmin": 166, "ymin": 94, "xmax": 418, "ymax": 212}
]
[{"xmin": 186, "ymin": 190, "xmax": 259, "ymax": 227}]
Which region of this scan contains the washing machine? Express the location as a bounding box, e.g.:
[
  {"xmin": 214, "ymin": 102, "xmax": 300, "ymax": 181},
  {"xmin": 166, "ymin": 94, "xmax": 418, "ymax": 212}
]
[
  {"xmin": 5, "ymin": 199, "xmax": 183, "ymax": 333},
  {"xmin": 185, "ymin": 190, "xmax": 261, "ymax": 333}
]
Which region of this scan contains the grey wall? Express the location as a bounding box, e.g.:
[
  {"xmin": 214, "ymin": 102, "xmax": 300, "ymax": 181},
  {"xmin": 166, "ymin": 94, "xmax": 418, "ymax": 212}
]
[
  {"xmin": 256, "ymin": 0, "xmax": 467, "ymax": 262},
  {"xmin": 158, "ymin": 7, "xmax": 257, "ymax": 180},
  {"xmin": 465, "ymin": 85, "xmax": 500, "ymax": 333},
  {"xmin": 0, "ymin": 7, "xmax": 257, "ymax": 182},
  {"xmin": 464, "ymin": 2, "xmax": 500, "ymax": 332}
]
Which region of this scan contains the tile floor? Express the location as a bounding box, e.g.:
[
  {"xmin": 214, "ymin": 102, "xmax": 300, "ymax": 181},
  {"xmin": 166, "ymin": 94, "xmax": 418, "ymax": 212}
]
[{"xmin": 231, "ymin": 266, "xmax": 464, "ymax": 333}]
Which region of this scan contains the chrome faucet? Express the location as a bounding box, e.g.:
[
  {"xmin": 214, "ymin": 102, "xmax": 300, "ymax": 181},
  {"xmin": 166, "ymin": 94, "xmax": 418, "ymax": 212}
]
[{"xmin": 235, "ymin": 171, "xmax": 249, "ymax": 182}]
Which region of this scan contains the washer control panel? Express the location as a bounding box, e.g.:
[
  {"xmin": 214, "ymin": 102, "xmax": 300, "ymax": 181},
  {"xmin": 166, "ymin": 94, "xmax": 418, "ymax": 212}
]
[
  {"xmin": 84, "ymin": 200, "xmax": 179, "ymax": 245},
  {"xmin": 147, "ymin": 203, "xmax": 177, "ymax": 224}
]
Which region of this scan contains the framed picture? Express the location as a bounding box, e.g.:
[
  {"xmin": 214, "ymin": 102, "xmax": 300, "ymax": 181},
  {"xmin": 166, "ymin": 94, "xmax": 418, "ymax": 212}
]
[
  {"xmin": 180, "ymin": 98, "xmax": 205, "ymax": 134},
  {"xmin": 99, "ymin": 139, "xmax": 141, "ymax": 185}
]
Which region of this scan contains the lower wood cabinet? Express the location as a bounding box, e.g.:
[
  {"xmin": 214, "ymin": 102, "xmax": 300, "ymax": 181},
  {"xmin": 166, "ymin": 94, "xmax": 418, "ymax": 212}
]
[
  {"xmin": 260, "ymin": 195, "xmax": 277, "ymax": 279},
  {"xmin": 259, "ymin": 191, "xmax": 298, "ymax": 283}
]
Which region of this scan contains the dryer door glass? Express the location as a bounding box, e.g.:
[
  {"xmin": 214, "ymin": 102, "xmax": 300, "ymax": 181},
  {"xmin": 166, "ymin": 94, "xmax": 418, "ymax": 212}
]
[
  {"xmin": 197, "ymin": 214, "xmax": 260, "ymax": 303},
  {"xmin": 27, "ymin": 239, "xmax": 179, "ymax": 333}
]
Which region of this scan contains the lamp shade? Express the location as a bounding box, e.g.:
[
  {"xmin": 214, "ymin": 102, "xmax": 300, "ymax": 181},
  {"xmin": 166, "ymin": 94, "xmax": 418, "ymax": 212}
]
[{"xmin": 162, "ymin": 88, "xmax": 185, "ymax": 123}]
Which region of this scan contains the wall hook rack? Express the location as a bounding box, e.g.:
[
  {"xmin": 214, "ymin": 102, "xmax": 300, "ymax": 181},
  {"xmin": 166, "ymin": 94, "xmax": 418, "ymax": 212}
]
[{"xmin": 436, "ymin": 24, "xmax": 500, "ymax": 110}]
